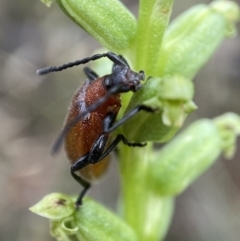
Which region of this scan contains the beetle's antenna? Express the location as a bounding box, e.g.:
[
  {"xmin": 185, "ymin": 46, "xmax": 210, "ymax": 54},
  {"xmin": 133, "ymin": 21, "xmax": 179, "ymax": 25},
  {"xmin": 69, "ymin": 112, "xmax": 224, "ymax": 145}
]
[
  {"xmin": 37, "ymin": 52, "xmax": 126, "ymax": 75},
  {"xmin": 51, "ymin": 84, "xmax": 124, "ymax": 155}
]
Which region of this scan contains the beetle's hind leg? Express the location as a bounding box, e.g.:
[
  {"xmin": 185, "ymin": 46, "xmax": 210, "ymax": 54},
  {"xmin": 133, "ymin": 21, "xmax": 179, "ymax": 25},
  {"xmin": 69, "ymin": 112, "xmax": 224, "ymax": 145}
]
[
  {"xmin": 70, "ymin": 135, "xmax": 109, "ymax": 208},
  {"xmin": 70, "ymin": 152, "xmax": 91, "ymax": 208},
  {"xmin": 71, "ymin": 170, "xmax": 91, "ymax": 208}
]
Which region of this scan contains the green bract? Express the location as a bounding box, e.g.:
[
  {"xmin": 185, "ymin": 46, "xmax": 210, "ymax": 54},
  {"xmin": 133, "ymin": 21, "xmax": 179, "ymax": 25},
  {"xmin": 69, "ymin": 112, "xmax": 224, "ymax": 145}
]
[
  {"xmin": 29, "ymin": 193, "xmax": 75, "ymax": 220},
  {"xmin": 55, "ymin": 0, "xmax": 136, "ymax": 51}
]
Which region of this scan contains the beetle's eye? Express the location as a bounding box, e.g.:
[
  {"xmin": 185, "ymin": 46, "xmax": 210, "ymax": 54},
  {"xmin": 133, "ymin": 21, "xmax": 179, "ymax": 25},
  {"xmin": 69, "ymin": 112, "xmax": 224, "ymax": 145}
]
[{"xmin": 104, "ymin": 77, "xmax": 112, "ymax": 89}]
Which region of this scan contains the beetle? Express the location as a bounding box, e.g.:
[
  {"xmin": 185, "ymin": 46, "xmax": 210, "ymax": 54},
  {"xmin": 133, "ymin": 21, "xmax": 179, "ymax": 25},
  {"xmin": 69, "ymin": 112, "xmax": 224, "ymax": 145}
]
[{"xmin": 37, "ymin": 52, "xmax": 156, "ymax": 207}]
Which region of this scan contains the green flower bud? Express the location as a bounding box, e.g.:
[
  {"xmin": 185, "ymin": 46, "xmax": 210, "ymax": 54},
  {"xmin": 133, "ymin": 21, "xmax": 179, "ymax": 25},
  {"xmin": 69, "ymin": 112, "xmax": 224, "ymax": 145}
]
[
  {"xmin": 149, "ymin": 113, "xmax": 240, "ymax": 196},
  {"xmin": 157, "ymin": 0, "xmax": 240, "ymax": 79},
  {"xmin": 157, "ymin": 75, "xmax": 197, "ymax": 126},
  {"xmin": 122, "ymin": 76, "xmax": 197, "ymax": 142},
  {"xmin": 150, "ymin": 119, "xmax": 222, "ymax": 196},
  {"xmin": 211, "ymin": 0, "xmax": 240, "ymax": 36},
  {"xmin": 30, "ymin": 193, "xmax": 137, "ymax": 241},
  {"xmin": 122, "ymin": 78, "xmax": 178, "ymax": 142},
  {"xmin": 53, "ymin": 0, "xmax": 137, "ymax": 51},
  {"xmin": 214, "ymin": 112, "xmax": 240, "ymax": 159}
]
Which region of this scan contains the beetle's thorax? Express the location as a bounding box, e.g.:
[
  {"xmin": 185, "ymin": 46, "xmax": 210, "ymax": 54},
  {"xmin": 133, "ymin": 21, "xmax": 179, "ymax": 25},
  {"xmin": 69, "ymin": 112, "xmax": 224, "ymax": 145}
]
[{"xmin": 85, "ymin": 77, "xmax": 121, "ymax": 107}]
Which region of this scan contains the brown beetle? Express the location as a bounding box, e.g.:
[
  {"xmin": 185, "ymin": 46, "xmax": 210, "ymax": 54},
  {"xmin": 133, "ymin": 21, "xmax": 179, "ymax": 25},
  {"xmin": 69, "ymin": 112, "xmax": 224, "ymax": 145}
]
[{"xmin": 37, "ymin": 52, "xmax": 155, "ymax": 207}]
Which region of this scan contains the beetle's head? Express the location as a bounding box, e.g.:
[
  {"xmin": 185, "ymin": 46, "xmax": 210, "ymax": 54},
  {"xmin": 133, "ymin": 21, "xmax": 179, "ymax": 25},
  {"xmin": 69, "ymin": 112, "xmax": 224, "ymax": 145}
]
[{"xmin": 105, "ymin": 65, "xmax": 145, "ymax": 93}]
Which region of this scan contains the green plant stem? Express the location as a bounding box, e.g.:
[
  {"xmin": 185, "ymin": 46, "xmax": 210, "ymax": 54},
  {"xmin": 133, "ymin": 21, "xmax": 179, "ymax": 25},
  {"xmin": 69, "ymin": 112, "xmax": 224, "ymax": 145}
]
[
  {"xmin": 119, "ymin": 143, "xmax": 174, "ymax": 241},
  {"xmin": 119, "ymin": 142, "xmax": 152, "ymax": 230},
  {"xmin": 134, "ymin": 0, "xmax": 174, "ymax": 76}
]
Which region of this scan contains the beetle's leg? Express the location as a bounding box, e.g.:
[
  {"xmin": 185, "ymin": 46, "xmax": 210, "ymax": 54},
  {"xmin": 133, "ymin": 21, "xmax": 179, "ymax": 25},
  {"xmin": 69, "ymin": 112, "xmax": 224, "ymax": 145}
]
[
  {"xmin": 37, "ymin": 52, "xmax": 126, "ymax": 75},
  {"xmin": 99, "ymin": 134, "xmax": 146, "ymax": 160},
  {"xmin": 87, "ymin": 134, "xmax": 110, "ymax": 163},
  {"xmin": 70, "ymin": 152, "xmax": 91, "ymax": 207},
  {"xmin": 71, "ymin": 135, "xmax": 109, "ymax": 171},
  {"xmin": 71, "ymin": 174, "xmax": 90, "ymax": 207},
  {"xmin": 103, "ymin": 105, "xmax": 157, "ymax": 134},
  {"xmin": 97, "ymin": 113, "xmax": 146, "ymax": 160},
  {"xmin": 83, "ymin": 67, "xmax": 99, "ymax": 81},
  {"xmin": 103, "ymin": 112, "xmax": 146, "ymax": 147},
  {"xmin": 70, "ymin": 134, "xmax": 109, "ymax": 207}
]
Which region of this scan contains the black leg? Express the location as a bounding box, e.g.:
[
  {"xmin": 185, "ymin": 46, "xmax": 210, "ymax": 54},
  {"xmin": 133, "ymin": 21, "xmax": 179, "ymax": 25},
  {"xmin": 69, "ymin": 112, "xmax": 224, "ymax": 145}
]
[
  {"xmin": 71, "ymin": 170, "xmax": 91, "ymax": 208},
  {"xmin": 118, "ymin": 134, "xmax": 146, "ymax": 147},
  {"xmin": 70, "ymin": 152, "xmax": 91, "ymax": 207},
  {"xmin": 71, "ymin": 134, "xmax": 109, "ymax": 173},
  {"xmin": 103, "ymin": 105, "xmax": 157, "ymax": 134},
  {"xmin": 99, "ymin": 111, "xmax": 147, "ymax": 160},
  {"xmin": 83, "ymin": 67, "xmax": 99, "ymax": 81},
  {"xmin": 99, "ymin": 134, "xmax": 146, "ymax": 160},
  {"xmin": 71, "ymin": 132, "xmax": 145, "ymax": 177},
  {"xmin": 70, "ymin": 134, "xmax": 109, "ymax": 207},
  {"xmin": 37, "ymin": 52, "xmax": 126, "ymax": 75}
]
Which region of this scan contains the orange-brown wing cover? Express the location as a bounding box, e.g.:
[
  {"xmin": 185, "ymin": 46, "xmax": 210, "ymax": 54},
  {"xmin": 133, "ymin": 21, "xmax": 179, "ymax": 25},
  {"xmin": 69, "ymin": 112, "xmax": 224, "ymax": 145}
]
[{"xmin": 64, "ymin": 77, "xmax": 121, "ymax": 181}]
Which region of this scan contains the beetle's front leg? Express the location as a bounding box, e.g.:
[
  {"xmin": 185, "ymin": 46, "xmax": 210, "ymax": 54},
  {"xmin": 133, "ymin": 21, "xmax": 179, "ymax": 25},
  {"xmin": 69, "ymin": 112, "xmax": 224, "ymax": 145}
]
[{"xmin": 103, "ymin": 105, "xmax": 157, "ymax": 134}]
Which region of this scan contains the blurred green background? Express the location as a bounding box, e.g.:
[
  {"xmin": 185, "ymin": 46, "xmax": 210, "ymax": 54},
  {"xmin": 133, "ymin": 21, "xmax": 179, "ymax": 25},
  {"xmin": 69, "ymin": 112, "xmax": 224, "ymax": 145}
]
[{"xmin": 0, "ymin": 0, "xmax": 240, "ymax": 240}]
